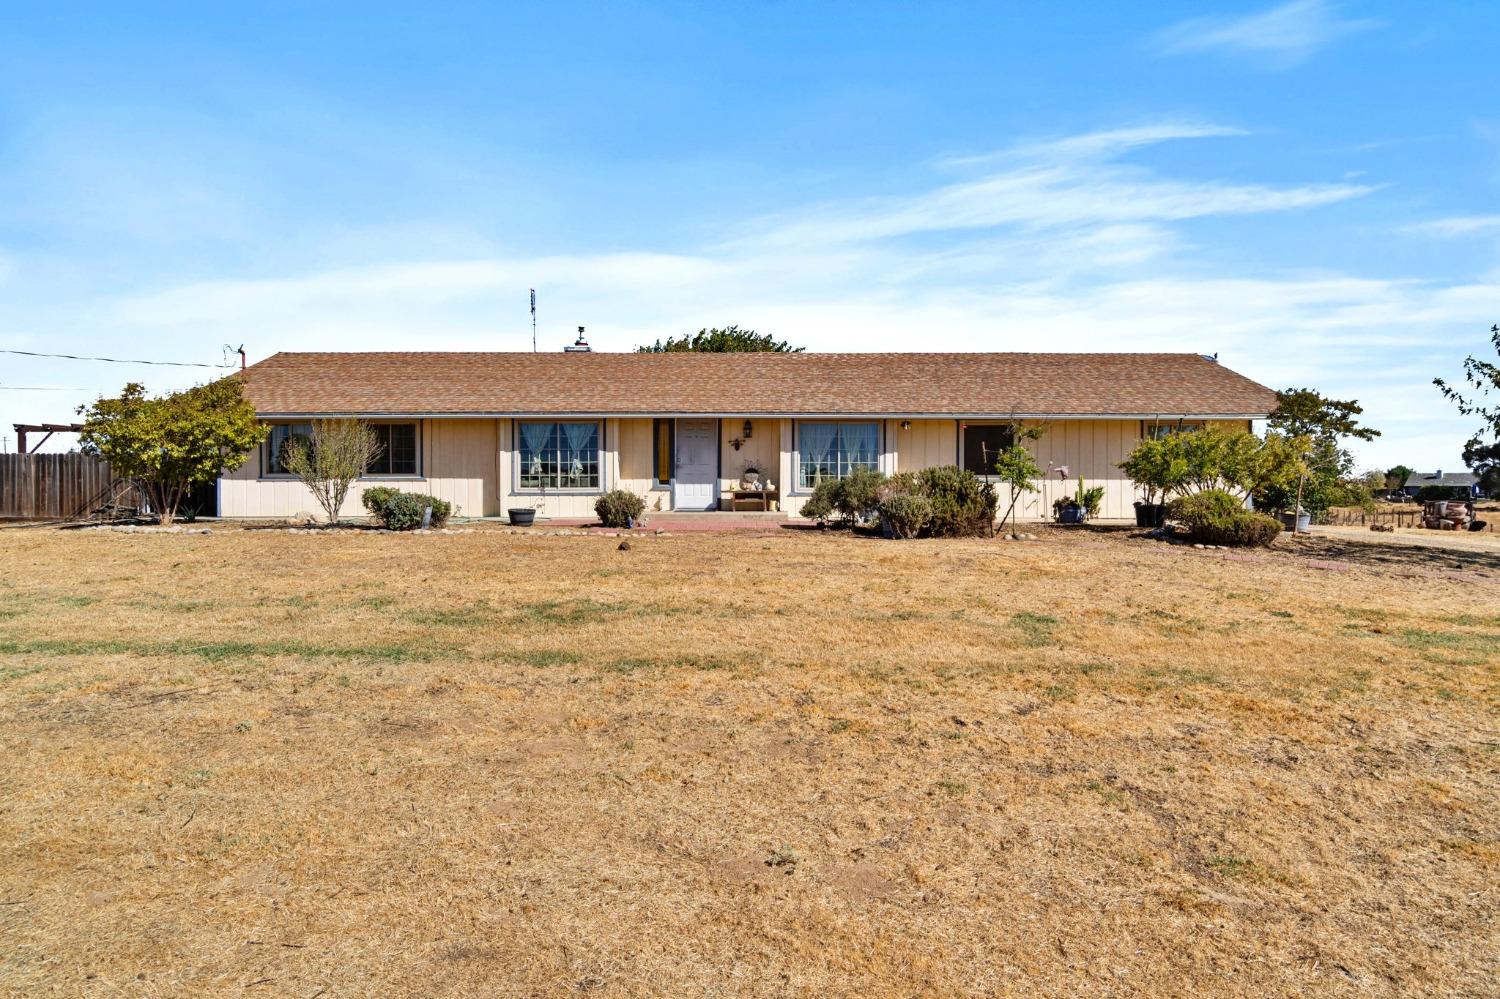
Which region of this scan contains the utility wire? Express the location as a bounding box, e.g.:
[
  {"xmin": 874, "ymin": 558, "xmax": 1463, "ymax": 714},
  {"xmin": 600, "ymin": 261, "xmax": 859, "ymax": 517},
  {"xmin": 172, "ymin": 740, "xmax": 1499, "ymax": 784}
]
[
  {"xmin": 0, "ymin": 348, "xmax": 232, "ymax": 369},
  {"xmin": 0, "ymin": 385, "xmax": 82, "ymax": 391}
]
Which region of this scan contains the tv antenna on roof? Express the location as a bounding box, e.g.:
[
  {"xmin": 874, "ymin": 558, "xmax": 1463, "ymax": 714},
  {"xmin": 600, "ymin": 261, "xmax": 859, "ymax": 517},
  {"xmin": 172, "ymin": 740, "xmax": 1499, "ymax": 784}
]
[{"xmin": 530, "ymin": 289, "xmax": 537, "ymax": 353}]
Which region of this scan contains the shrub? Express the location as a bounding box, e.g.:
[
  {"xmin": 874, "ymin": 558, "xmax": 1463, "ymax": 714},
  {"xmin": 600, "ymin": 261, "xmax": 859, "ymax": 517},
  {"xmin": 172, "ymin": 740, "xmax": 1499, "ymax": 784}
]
[
  {"xmin": 917, "ymin": 465, "xmax": 998, "ymax": 537},
  {"xmin": 799, "ymin": 478, "xmax": 842, "ymax": 522},
  {"xmin": 836, "ymin": 467, "xmax": 885, "ymax": 522},
  {"xmin": 595, "ymin": 489, "xmax": 646, "ymax": 527},
  {"xmin": 879, "ymin": 492, "xmax": 933, "ymax": 539},
  {"xmin": 361, "ymin": 487, "xmax": 452, "ymax": 530},
  {"xmin": 799, "ymin": 469, "xmax": 887, "ymax": 524},
  {"xmin": 1168, "ymin": 489, "xmax": 1280, "ymax": 547}
]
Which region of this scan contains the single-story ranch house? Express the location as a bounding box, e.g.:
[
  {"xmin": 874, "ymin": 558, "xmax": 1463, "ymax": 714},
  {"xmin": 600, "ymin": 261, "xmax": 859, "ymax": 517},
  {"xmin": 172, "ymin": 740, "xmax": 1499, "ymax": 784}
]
[{"xmin": 223, "ymin": 350, "xmax": 1277, "ymax": 521}]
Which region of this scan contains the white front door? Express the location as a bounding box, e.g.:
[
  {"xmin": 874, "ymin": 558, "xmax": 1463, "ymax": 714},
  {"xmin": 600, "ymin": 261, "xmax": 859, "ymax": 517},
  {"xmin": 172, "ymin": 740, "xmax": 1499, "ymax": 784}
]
[{"xmin": 673, "ymin": 419, "xmax": 718, "ymax": 511}]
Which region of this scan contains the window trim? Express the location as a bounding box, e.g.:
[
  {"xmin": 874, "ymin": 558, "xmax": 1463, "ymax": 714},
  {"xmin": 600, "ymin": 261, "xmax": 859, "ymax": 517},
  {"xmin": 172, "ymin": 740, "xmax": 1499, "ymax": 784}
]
[
  {"xmin": 791, "ymin": 419, "xmax": 882, "ymax": 494},
  {"xmin": 260, "ymin": 419, "xmax": 424, "ymax": 481},
  {"xmin": 511, "ymin": 418, "xmax": 607, "ymax": 495},
  {"xmin": 651, "ymin": 418, "xmax": 673, "ymax": 490}
]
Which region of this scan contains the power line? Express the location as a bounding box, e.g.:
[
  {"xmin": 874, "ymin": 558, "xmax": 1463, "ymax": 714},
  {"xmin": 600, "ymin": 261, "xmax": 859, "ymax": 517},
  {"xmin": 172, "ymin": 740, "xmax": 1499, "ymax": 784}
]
[
  {"xmin": 0, "ymin": 386, "xmax": 82, "ymax": 391},
  {"xmin": 0, "ymin": 348, "xmax": 232, "ymax": 369}
]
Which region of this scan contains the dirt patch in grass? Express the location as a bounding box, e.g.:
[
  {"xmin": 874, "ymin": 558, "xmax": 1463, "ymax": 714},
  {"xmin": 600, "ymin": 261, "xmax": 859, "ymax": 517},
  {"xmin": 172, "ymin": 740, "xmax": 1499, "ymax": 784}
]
[{"xmin": 0, "ymin": 526, "xmax": 1495, "ymax": 996}]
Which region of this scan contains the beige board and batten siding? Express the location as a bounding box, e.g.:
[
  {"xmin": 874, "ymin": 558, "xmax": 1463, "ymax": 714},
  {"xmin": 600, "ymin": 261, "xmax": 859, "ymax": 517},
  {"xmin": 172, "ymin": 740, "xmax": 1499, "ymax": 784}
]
[
  {"xmin": 718, "ymin": 419, "xmax": 780, "ymax": 509},
  {"xmin": 220, "ymin": 418, "xmax": 499, "ymax": 519}
]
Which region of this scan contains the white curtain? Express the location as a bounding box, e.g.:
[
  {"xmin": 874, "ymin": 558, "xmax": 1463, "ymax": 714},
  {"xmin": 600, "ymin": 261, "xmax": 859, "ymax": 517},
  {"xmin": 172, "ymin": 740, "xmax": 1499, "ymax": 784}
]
[
  {"xmin": 845, "ymin": 423, "xmax": 878, "ymax": 469},
  {"xmin": 799, "ymin": 423, "xmax": 838, "ymax": 485}
]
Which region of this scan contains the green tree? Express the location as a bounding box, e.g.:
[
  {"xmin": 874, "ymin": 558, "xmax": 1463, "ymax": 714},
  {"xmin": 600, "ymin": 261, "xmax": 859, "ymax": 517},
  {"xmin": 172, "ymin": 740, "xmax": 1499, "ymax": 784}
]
[
  {"xmin": 992, "ymin": 424, "xmax": 1046, "ymax": 534},
  {"xmin": 78, "ymin": 378, "xmax": 266, "ymax": 525},
  {"xmin": 1384, "ymin": 464, "xmax": 1414, "ymax": 492},
  {"xmin": 636, "ymin": 325, "xmax": 803, "ymax": 353},
  {"xmin": 280, "ymin": 418, "xmax": 382, "ymax": 524},
  {"xmin": 1268, "ymin": 388, "xmax": 1380, "ymax": 443},
  {"xmin": 1434, "ymin": 324, "xmax": 1500, "ymax": 494},
  {"xmin": 1260, "ymin": 387, "xmax": 1379, "ymax": 520}
]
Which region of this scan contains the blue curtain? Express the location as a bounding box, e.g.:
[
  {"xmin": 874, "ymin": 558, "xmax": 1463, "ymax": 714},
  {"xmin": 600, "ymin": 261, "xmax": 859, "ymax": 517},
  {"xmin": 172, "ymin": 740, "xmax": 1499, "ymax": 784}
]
[
  {"xmin": 561, "ymin": 422, "xmax": 596, "ymax": 484},
  {"xmin": 519, "ymin": 422, "xmax": 552, "ymax": 482}
]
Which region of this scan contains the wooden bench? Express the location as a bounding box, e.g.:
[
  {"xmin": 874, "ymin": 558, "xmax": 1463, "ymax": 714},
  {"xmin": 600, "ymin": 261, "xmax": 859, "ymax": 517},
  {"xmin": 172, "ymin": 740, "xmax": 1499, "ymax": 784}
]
[{"xmin": 725, "ymin": 489, "xmax": 778, "ymax": 512}]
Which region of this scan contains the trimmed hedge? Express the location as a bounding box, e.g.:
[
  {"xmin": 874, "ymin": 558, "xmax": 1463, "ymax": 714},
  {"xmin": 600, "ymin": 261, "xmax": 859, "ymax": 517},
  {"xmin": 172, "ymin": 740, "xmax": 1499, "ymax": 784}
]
[
  {"xmin": 595, "ymin": 489, "xmax": 646, "ymax": 528},
  {"xmin": 361, "ymin": 486, "xmax": 452, "ymax": 530},
  {"xmin": 1167, "ymin": 489, "xmax": 1280, "ymax": 547}
]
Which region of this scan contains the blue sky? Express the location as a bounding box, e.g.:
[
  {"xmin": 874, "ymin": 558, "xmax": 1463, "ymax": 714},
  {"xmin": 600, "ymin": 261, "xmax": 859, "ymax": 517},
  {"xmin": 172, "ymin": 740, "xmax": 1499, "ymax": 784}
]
[{"xmin": 2, "ymin": 1, "xmax": 1497, "ymax": 469}]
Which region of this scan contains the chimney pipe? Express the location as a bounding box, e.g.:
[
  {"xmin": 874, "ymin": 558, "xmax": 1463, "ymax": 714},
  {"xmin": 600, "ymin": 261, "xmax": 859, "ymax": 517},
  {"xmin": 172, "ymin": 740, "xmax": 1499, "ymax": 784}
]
[{"xmin": 564, "ymin": 326, "xmax": 592, "ymax": 352}]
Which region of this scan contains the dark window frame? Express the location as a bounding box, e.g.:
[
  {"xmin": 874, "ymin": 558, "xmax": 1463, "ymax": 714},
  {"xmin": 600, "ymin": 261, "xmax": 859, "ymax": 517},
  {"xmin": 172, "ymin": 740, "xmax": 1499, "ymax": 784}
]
[
  {"xmin": 961, "ymin": 423, "xmax": 1016, "ymax": 477},
  {"xmin": 1141, "ymin": 420, "xmax": 1204, "ymax": 440},
  {"xmin": 365, "ymin": 421, "xmax": 421, "ymax": 477},
  {"xmin": 261, "ymin": 420, "xmax": 422, "ymax": 479}
]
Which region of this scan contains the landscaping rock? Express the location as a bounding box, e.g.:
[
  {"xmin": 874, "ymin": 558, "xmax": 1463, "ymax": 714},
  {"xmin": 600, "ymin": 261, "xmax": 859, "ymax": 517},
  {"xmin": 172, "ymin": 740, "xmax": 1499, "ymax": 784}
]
[{"xmin": 618, "ymin": 541, "xmax": 632, "ymax": 551}]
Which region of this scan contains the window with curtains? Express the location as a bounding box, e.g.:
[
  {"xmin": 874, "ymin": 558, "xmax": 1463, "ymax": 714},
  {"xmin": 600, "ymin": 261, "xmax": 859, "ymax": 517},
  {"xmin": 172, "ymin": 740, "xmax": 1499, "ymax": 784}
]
[
  {"xmin": 797, "ymin": 421, "xmax": 878, "ymax": 488},
  {"xmin": 518, "ymin": 421, "xmax": 601, "ymax": 490},
  {"xmin": 265, "ymin": 423, "xmax": 313, "ymax": 475},
  {"xmin": 653, "ymin": 419, "xmax": 673, "ymax": 487},
  {"xmin": 366, "ymin": 423, "xmax": 419, "ymax": 475}
]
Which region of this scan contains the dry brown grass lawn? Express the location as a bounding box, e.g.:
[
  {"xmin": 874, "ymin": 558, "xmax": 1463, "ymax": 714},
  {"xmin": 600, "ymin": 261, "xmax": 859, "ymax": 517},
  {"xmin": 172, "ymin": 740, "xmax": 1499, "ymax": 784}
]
[{"xmin": 0, "ymin": 525, "xmax": 1496, "ymax": 997}]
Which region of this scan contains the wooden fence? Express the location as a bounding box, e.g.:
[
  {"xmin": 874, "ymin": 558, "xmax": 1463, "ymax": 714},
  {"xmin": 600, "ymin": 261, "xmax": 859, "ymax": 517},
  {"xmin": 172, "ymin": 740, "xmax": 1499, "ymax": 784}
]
[
  {"xmin": 1325, "ymin": 505, "xmax": 1495, "ymax": 534},
  {"xmin": 0, "ymin": 453, "xmax": 138, "ymax": 521}
]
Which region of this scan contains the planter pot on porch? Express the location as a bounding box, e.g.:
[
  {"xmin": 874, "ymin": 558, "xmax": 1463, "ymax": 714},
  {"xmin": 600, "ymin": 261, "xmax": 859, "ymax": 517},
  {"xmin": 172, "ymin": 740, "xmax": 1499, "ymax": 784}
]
[
  {"xmin": 507, "ymin": 508, "xmax": 537, "ymax": 526},
  {"xmin": 1058, "ymin": 504, "xmax": 1085, "ymax": 525}
]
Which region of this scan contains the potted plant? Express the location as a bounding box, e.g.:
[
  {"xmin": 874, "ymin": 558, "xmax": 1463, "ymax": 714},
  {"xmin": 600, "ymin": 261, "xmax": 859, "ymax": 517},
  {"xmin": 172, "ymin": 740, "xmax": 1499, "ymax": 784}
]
[
  {"xmin": 1119, "ymin": 437, "xmax": 1180, "ymax": 528},
  {"xmin": 509, "ymin": 481, "xmax": 545, "ymax": 526},
  {"xmin": 1053, "ymin": 495, "xmax": 1084, "ymax": 524}
]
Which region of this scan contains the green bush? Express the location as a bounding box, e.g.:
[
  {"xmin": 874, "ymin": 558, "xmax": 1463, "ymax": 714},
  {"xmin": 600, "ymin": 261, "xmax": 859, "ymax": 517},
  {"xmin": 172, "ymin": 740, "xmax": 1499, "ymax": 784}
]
[
  {"xmin": 836, "ymin": 467, "xmax": 885, "ymax": 522},
  {"xmin": 917, "ymin": 465, "xmax": 997, "ymax": 537},
  {"xmin": 879, "ymin": 491, "xmax": 933, "ymax": 539},
  {"xmin": 1168, "ymin": 489, "xmax": 1280, "ymax": 547},
  {"xmin": 361, "ymin": 487, "xmax": 452, "ymax": 530},
  {"xmin": 799, "ymin": 478, "xmax": 842, "ymax": 522},
  {"xmin": 799, "ymin": 468, "xmax": 886, "ymax": 524},
  {"xmin": 595, "ymin": 489, "xmax": 646, "ymax": 527}
]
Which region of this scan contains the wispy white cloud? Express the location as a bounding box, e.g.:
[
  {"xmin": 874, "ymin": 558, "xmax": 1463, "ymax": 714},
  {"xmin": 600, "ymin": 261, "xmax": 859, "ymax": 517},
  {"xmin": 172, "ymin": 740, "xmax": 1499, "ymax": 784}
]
[
  {"xmin": 1154, "ymin": 1, "xmax": 1380, "ymax": 68},
  {"xmin": 740, "ymin": 124, "xmax": 1374, "ymax": 248},
  {"xmin": 1402, "ymin": 215, "xmax": 1500, "ymax": 237}
]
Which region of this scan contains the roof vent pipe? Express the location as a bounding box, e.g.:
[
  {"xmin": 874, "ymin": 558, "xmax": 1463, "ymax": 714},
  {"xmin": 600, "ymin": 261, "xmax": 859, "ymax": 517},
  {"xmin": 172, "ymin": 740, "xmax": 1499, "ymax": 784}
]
[{"xmin": 565, "ymin": 326, "xmax": 592, "ymax": 352}]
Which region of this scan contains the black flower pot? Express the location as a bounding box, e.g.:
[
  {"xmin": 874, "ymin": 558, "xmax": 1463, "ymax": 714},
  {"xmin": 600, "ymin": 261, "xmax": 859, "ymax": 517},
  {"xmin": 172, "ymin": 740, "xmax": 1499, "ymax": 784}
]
[
  {"xmin": 507, "ymin": 508, "xmax": 536, "ymax": 526},
  {"xmin": 1134, "ymin": 502, "xmax": 1167, "ymax": 528}
]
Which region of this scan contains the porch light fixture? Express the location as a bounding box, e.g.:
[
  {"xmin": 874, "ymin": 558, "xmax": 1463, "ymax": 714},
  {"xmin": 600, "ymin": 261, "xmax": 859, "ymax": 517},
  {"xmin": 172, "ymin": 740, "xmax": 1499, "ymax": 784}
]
[
  {"xmin": 742, "ymin": 420, "xmax": 753, "ymax": 440},
  {"xmin": 899, "ymin": 420, "xmax": 912, "ymax": 430}
]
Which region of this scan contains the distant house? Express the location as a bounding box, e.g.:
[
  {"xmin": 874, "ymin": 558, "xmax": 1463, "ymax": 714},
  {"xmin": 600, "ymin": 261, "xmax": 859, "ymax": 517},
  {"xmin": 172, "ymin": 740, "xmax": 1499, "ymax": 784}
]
[
  {"xmin": 221, "ymin": 350, "xmax": 1276, "ymax": 522},
  {"xmin": 1399, "ymin": 471, "xmax": 1482, "ymax": 500}
]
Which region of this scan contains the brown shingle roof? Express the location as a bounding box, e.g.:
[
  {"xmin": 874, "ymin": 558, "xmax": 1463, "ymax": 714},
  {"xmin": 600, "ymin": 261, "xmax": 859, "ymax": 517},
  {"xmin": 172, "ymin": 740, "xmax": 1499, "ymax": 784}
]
[{"xmin": 242, "ymin": 351, "xmax": 1277, "ymax": 418}]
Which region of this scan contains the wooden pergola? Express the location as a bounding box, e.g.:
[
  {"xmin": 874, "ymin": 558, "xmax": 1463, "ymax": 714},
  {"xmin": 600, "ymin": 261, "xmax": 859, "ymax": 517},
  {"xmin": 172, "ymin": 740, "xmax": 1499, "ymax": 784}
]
[{"xmin": 13, "ymin": 423, "xmax": 83, "ymax": 454}]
